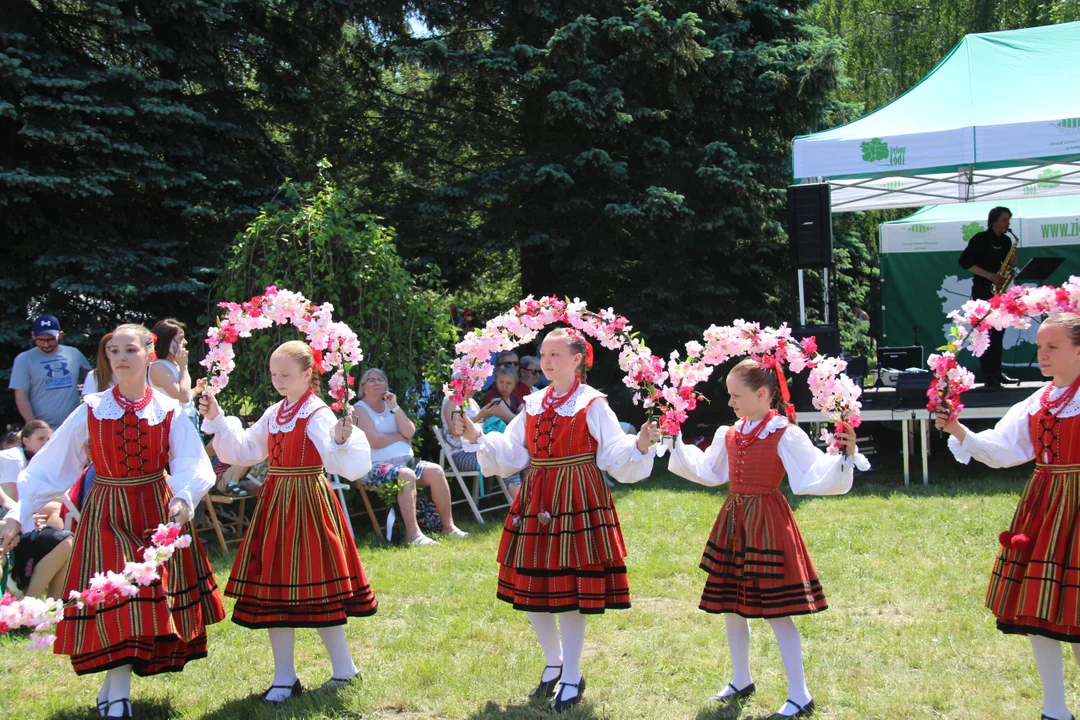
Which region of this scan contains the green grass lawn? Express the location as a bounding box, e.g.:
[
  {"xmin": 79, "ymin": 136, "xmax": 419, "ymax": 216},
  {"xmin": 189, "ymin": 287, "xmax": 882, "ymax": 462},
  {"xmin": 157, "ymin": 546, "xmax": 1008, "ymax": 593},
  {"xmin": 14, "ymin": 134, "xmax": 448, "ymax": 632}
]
[{"xmin": 1, "ymin": 453, "xmax": 1076, "ymax": 719}]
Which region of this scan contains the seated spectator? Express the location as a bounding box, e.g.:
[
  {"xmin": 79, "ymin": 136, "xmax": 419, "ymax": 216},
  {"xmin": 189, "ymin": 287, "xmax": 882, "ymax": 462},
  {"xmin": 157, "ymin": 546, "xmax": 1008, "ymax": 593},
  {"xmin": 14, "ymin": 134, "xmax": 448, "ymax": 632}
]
[
  {"xmin": 440, "ymin": 382, "xmax": 500, "ymax": 471},
  {"xmin": 149, "ymin": 318, "xmax": 198, "ymax": 429},
  {"xmin": 519, "ymin": 355, "xmax": 543, "ymax": 393},
  {"xmin": 490, "ymin": 366, "xmax": 524, "ymax": 415},
  {"xmin": 0, "ymin": 419, "xmax": 74, "ymax": 598},
  {"xmin": 8, "ymin": 521, "xmax": 73, "ymax": 599},
  {"xmin": 482, "ymin": 351, "xmax": 532, "ymax": 404},
  {"xmin": 1, "ymin": 431, "xmax": 18, "ymax": 450},
  {"xmin": 460, "ymin": 308, "xmax": 479, "ymax": 333},
  {"xmin": 352, "ymin": 368, "xmax": 469, "ymax": 546},
  {"xmin": 81, "ymin": 333, "xmax": 117, "ymax": 397},
  {"xmin": 0, "ymin": 421, "xmax": 57, "ymax": 518}
]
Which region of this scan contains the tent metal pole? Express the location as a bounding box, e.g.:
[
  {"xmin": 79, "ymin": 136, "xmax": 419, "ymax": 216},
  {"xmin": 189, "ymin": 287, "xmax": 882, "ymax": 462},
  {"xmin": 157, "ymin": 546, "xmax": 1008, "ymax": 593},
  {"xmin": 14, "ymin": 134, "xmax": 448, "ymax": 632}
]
[
  {"xmin": 798, "ymin": 269, "xmax": 807, "ymax": 326},
  {"xmin": 823, "ymin": 267, "xmax": 830, "ymax": 325}
]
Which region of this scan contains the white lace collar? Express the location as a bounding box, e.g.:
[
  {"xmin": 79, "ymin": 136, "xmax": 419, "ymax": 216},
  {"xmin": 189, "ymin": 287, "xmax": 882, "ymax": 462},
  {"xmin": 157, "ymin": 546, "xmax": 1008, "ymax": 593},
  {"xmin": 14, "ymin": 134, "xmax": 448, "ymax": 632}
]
[
  {"xmin": 524, "ymin": 384, "xmax": 606, "ymax": 417},
  {"xmin": 1024, "ymin": 383, "xmax": 1080, "ymax": 419},
  {"xmin": 267, "ymin": 393, "xmax": 327, "ymax": 434},
  {"xmin": 733, "ymin": 414, "xmax": 790, "ymax": 437},
  {"xmin": 85, "ymin": 388, "xmax": 178, "ymax": 426}
]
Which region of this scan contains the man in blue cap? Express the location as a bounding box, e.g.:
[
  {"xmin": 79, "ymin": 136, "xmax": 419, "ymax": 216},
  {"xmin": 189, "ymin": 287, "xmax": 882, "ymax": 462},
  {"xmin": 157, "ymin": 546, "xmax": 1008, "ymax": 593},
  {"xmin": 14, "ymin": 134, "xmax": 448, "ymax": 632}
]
[{"xmin": 9, "ymin": 314, "xmax": 91, "ymax": 427}]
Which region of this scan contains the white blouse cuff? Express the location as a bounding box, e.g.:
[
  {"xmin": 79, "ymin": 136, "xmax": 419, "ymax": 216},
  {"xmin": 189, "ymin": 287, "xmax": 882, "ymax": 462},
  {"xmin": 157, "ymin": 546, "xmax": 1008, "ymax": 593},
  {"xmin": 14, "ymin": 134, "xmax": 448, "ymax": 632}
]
[
  {"xmin": 200, "ymin": 413, "xmax": 230, "ymax": 435},
  {"xmin": 841, "ymin": 450, "xmax": 871, "ymax": 472},
  {"xmin": 949, "ymin": 434, "xmax": 974, "ymax": 464},
  {"xmin": 171, "ymin": 491, "xmax": 196, "ymax": 515},
  {"xmin": 325, "ymin": 430, "xmax": 363, "ymax": 454}
]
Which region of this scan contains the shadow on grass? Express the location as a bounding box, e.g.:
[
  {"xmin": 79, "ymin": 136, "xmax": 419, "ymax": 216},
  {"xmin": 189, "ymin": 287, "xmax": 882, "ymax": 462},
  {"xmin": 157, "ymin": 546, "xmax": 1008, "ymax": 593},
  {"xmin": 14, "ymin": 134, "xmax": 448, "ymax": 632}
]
[
  {"xmin": 47, "ymin": 697, "xmax": 181, "ymax": 720},
  {"xmin": 466, "ymin": 697, "xmax": 601, "ymax": 719},
  {"xmin": 693, "ymin": 699, "xmax": 793, "ymax": 720},
  {"xmin": 197, "ymin": 683, "xmax": 353, "ymax": 720}
]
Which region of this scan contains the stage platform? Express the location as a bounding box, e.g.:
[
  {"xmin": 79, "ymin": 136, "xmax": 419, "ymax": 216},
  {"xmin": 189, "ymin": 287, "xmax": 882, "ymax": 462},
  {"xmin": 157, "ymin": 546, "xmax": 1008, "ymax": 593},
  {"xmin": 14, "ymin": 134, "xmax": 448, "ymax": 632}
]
[{"xmin": 793, "ymin": 381, "xmax": 1043, "ymax": 486}]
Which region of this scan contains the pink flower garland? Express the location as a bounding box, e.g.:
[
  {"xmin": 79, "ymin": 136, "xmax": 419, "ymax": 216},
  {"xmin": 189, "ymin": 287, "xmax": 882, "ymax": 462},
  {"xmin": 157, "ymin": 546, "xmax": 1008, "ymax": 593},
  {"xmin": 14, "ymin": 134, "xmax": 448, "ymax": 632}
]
[
  {"xmin": 927, "ymin": 276, "xmax": 1080, "ymax": 419},
  {"xmin": 656, "ymin": 320, "xmax": 864, "ymax": 454},
  {"xmin": 0, "ymin": 523, "xmax": 193, "ymax": 650},
  {"xmin": 444, "ymin": 296, "xmax": 681, "ymax": 428},
  {"xmin": 200, "ymin": 286, "xmax": 364, "ymax": 412}
]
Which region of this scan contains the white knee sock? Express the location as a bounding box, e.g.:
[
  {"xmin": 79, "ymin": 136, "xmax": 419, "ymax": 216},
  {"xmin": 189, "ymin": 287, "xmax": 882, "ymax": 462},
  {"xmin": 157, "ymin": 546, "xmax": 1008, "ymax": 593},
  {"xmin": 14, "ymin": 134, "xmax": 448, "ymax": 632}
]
[
  {"xmin": 266, "ymin": 627, "xmax": 298, "ymax": 701},
  {"xmin": 766, "ymin": 617, "xmax": 812, "ymax": 715},
  {"xmin": 105, "ymin": 665, "xmax": 132, "ymax": 717},
  {"xmin": 1032, "ymin": 635, "xmax": 1070, "ymax": 720},
  {"xmin": 558, "ymin": 612, "xmax": 587, "ymax": 699},
  {"xmin": 97, "ymin": 671, "xmax": 112, "ymax": 712},
  {"xmin": 715, "ymin": 614, "xmax": 752, "ymax": 697},
  {"xmin": 527, "ymin": 611, "xmax": 563, "ymax": 682},
  {"xmin": 317, "ymin": 625, "xmax": 358, "ymax": 680}
]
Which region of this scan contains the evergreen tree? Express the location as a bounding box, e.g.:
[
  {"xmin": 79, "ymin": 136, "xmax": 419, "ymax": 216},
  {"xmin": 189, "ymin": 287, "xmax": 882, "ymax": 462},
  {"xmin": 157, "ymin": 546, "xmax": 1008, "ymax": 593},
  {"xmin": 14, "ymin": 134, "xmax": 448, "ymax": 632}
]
[
  {"xmin": 0, "ymin": 0, "xmax": 390, "ymax": 394},
  {"xmin": 392, "ymin": 0, "xmax": 848, "ymax": 371}
]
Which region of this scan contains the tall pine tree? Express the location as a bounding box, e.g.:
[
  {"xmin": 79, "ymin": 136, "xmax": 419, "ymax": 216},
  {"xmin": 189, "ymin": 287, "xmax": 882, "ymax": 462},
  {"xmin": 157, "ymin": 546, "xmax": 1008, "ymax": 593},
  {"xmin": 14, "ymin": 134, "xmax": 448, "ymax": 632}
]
[
  {"xmin": 0, "ymin": 0, "xmax": 395, "ymax": 394},
  {"xmin": 388, "ymin": 0, "xmax": 847, "ymax": 364}
]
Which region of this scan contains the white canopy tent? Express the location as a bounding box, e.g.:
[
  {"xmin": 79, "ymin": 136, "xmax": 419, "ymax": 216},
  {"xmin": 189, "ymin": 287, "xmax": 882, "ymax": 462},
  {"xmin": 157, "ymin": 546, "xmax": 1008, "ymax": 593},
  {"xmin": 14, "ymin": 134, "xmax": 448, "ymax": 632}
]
[{"xmin": 792, "ymin": 22, "xmax": 1080, "ymax": 212}]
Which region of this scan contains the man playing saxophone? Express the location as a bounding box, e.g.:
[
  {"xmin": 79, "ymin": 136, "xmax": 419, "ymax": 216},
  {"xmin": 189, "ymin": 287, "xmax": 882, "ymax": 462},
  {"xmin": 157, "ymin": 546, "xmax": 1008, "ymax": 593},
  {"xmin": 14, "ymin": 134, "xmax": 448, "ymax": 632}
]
[{"xmin": 958, "ymin": 205, "xmax": 1018, "ymax": 388}]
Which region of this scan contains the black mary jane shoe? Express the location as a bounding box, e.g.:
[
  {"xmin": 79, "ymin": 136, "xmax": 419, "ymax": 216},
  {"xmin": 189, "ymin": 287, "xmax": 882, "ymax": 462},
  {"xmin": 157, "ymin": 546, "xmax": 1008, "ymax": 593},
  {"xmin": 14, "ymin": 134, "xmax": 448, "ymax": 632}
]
[
  {"xmin": 551, "ymin": 676, "xmax": 586, "ymax": 714},
  {"xmin": 1041, "ymin": 715, "xmax": 1076, "ymax": 720},
  {"xmin": 712, "ymin": 682, "xmax": 756, "ymax": 702},
  {"xmin": 262, "ymin": 678, "xmax": 303, "ymax": 703},
  {"xmin": 105, "ymin": 699, "xmax": 132, "ymax": 719},
  {"xmin": 529, "ymin": 665, "xmax": 562, "ymax": 699},
  {"xmin": 322, "ymin": 673, "xmax": 361, "ymax": 690},
  {"xmin": 770, "ymin": 698, "xmax": 815, "ymax": 719}
]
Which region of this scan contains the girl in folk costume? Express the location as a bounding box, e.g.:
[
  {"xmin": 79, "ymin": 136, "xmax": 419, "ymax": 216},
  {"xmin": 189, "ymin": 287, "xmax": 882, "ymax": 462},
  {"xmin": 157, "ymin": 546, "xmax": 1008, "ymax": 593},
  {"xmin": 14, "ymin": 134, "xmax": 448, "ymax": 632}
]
[
  {"xmin": 668, "ymin": 358, "xmax": 861, "ymax": 719},
  {"xmin": 199, "ymin": 340, "xmax": 377, "ymax": 703},
  {"xmin": 936, "ymin": 313, "xmax": 1080, "ymax": 720},
  {"xmin": 0, "ymin": 324, "xmax": 224, "ymax": 719},
  {"xmin": 453, "ymin": 328, "xmax": 661, "ymax": 712}
]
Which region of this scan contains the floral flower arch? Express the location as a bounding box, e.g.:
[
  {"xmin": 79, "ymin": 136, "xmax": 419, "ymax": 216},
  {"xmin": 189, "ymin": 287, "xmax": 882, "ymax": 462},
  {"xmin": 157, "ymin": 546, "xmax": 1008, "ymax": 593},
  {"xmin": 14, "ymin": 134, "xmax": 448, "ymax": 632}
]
[
  {"xmin": 443, "ymin": 296, "xmax": 670, "ymax": 421},
  {"xmin": 200, "ymin": 286, "xmax": 364, "ymax": 411},
  {"xmin": 653, "ymin": 320, "xmax": 864, "ymax": 455},
  {"xmin": 927, "ymin": 276, "xmax": 1080, "ymax": 419}
]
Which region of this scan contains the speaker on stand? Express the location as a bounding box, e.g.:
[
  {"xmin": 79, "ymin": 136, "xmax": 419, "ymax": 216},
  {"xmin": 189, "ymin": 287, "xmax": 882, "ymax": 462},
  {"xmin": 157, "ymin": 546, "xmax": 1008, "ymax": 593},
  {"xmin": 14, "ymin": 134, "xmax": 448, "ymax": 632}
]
[{"xmin": 788, "ymin": 183, "xmax": 833, "ymax": 269}]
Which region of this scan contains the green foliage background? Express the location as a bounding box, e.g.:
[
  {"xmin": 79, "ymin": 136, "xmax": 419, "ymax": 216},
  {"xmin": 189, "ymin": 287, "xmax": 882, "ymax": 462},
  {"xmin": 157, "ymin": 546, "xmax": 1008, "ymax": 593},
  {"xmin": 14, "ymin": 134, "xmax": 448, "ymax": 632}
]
[{"xmin": 209, "ymin": 171, "xmax": 457, "ymax": 427}]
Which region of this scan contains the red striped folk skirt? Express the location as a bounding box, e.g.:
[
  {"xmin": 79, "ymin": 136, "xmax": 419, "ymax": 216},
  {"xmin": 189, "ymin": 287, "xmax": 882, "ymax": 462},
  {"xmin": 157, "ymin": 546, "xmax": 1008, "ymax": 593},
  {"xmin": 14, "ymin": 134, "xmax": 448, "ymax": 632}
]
[
  {"xmin": 55, "ymin": 470, "xmax": 225, "ymax": 676},
  {"xmin": 988, "ymin": 464, "xmax": 1080, "ymax": 641},
  {"xmin": 699, "ymin": 489, "xmax": 827, "ymax": 618},
  {"xmin": 225, "ymin": 466, "xmax": 377, "ymax": 628},
  {"xmin": 497, "ymin": 453, "xmax": 630, "ymax": 614}
]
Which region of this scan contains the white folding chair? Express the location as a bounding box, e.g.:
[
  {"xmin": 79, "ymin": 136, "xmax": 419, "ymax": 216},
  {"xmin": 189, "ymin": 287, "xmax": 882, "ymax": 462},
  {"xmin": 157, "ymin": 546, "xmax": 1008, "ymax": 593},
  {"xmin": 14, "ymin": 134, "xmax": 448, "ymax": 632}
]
[
  {"xmin": 432, "ymin": 426, "xmax": 513, "ymax": 524},
  {"xmin": 326, "ymin": 474, "xmax": 356, "ymax": 540}
]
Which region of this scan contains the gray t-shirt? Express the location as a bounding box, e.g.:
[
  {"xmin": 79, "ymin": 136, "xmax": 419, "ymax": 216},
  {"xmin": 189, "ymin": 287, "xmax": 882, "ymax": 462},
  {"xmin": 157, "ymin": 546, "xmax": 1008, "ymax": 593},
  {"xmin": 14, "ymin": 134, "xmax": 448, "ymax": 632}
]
[{"xmin": 9, "ymin": 345, "xmax": 91, "ymax": 428}]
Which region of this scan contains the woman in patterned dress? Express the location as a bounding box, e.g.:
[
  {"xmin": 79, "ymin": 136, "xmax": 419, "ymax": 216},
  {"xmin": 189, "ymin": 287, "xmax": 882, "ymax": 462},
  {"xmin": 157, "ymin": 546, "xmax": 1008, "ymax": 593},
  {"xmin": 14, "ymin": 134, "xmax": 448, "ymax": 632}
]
[
  {"xmin": 669, "ymin": 358, "xmax": 860, "ymax": 719},
  {"xmin": 0, "ymin": 324, "xmax": 224, "ymax": 719},
  {"xmin": 200, "ymin": 340, "xmax": 377, "ymax": 703},
  {"xmin": 937, "ymin": 313, "xmax": 1080, "ymax": 720},
  {"xmin": 453, "ymin": 328, "xmax": 660, "ymax": 713}
]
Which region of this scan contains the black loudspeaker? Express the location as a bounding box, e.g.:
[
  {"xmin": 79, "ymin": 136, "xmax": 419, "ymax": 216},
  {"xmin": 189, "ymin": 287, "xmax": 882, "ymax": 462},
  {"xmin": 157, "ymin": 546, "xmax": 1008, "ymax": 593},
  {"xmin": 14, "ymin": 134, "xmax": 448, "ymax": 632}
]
[
  {"xmin": 895, "ymin": 371, "xmax": 934, "ymax": 409},
  {"xmin": 788, "ymin": 184, "xmax": 833, "ymax": 268},
  {"xmin": 789, "ymin": 325, "xmax": 842, "ymax": 413}
]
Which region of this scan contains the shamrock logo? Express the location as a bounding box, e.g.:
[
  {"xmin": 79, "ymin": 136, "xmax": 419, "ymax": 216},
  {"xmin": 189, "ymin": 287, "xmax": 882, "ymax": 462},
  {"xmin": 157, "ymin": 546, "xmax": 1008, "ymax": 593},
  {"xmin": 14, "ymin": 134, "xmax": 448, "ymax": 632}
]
[
  {"xmin": 961, "ymin": 222, "xmax": 982, "ymax": 242},
  {"xmin": 861, "ymin": 138, "xmax": 888, "ymax": 163}
]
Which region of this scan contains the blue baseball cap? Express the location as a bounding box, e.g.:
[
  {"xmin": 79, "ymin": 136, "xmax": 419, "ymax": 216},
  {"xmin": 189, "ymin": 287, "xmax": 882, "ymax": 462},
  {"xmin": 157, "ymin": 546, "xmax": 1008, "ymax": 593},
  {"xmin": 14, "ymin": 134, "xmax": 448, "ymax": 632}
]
[{"xmin": 33, "ymin": 314, "xmax": 61, "ymax": 337}]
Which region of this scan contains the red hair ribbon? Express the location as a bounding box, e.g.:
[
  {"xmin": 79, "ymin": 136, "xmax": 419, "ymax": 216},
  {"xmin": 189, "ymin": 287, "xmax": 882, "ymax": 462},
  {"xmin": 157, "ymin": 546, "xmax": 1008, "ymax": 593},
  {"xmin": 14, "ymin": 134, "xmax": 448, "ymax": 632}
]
[
  {"xmin": 775, "ymin": 363, "xmax": 797, "ymax": 423},
  {"xmin": 148, "ymin": 332, "xmax": 159, "ymax": 362},
  {"xmin": 565, "ymin": 328, "xmax": 594, "ymax": 368},
  {"xmin": 311, "ymin": 347, "xmax": 326, "ymax": 374}
]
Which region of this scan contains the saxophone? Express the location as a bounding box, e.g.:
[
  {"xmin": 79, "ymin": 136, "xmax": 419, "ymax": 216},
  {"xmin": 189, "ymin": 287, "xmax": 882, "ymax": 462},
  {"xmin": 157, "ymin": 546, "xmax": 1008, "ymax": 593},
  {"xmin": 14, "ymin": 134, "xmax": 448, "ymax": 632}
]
[{"xmin": 992, "ymin": 228, "xmax": 1019, "ymax": 295}]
